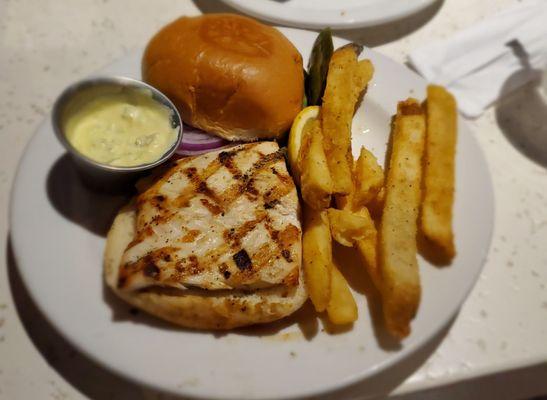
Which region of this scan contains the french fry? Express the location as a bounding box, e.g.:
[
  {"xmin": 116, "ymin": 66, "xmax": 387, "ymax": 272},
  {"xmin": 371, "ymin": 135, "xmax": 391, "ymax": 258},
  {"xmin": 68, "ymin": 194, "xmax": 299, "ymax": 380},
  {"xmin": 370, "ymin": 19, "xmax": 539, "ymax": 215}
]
[
  {"xmin": 379, "ymin": 99, "xmax": 426, "ymax": 339},
  {"xmin": 302, "ymin": 207, "xmax": 333, "ymax": 312},
  {"xmin": 322, "ymin": 44, "xmax": 364, "ymax": 195},
  {"xmin": 327, "ymin": 208, "xmax": 369, "ymax": 247},
  {"xmin": 421, "ymin": 85, "xmax": 457, "ymax": 260},
  {"xmin": 367, "ymin": 187, "xmax": 385, "ymax": 219},
  {"xmin": 352, "ymin": 59, "xmax": 374, "ymax": 105},
  {"xmin": 353, "ymin": 146, "xmax": 384, "ymax": 208},
  {"xmin": 300, "ymin": 119, "xmax": 333, "ymax": 210},
  {"xmin": 327, "ymin": 265, "xmax": 358, "ymax": 325},
  {"xmin": 334, "ymin": 193, "xmax": 353, "ymax": 211},
  {"xmin": 354, "ymin": 207, "xmax": 381, "ymax": 290}
]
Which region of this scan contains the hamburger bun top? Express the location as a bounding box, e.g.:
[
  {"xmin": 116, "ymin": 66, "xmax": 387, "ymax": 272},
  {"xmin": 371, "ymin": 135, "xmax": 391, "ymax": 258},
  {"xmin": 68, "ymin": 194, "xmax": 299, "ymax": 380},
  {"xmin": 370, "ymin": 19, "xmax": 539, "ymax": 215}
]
[{"xmin": 142, "ymin": 14, "xmax": 304, "ymax": 142}]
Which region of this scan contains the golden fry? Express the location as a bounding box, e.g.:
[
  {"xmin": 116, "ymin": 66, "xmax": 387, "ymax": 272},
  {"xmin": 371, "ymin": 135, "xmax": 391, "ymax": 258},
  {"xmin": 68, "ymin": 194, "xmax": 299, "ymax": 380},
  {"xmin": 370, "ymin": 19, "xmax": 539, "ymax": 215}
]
[
  {"xmin": 354, "ymin": 207, "xmax": 381, "ymax": 290},
  {"xmin": 322, "ymin": 45, "xmax": 370, "ymax": 195},
  {"xmin": 302, "ymin": 207, "xmax": 333, "ymax": 312},
  {"xmin": 334, "ymin": 193, "xmax": 353, "ymax": 211},
  {"xmin": 379, "ymin": 99, "xmax": 426, "ymax": 339},
  {"xmin": 327, "ymin": 208, "xmax": 371, "ymax": 247},
  {"xmin": 327, "ymin": 265, "xmax": 358, "ymax": 325},
  {"xmin": 300, "ymin": 120, "xmax": 333, "ymax": 210},
  {"xmin": 353, "ymin": 146, "xmax": 384, "ymax": 208},
  {"xmin": 367, "ymin": 187, "xmax": 385, "ymax": 219},
  {"xmin": 352, "ymin": 59, "xmax": 374, "ymax": 105},
  {"xmin": 422, "ymin": 85, "xmax": 457, "ymax": 260}
]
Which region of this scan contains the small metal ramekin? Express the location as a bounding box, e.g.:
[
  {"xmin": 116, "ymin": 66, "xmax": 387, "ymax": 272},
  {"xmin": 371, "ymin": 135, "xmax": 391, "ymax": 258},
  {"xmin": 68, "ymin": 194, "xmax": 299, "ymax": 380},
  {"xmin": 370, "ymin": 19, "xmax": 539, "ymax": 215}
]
[{"xmin": 52, "ymin": 76, "xmax": 183, "ymax": 192}]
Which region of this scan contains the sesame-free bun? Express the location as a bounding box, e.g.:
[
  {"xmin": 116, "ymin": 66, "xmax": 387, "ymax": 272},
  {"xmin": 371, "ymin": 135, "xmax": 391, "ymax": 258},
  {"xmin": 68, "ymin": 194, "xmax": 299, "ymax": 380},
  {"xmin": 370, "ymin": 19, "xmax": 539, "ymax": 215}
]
[{"xmin": 142, "ymin": 14, "xmax": 304, "ymax": 141}]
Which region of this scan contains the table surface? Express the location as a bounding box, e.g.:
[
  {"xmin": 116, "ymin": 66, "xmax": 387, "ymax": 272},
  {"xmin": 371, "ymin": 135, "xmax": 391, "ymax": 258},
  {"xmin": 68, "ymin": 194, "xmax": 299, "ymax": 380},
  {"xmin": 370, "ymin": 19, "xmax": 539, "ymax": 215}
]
[{"xmin": 1, "ymin": 0, "xmax": 547, "ymax": 399}]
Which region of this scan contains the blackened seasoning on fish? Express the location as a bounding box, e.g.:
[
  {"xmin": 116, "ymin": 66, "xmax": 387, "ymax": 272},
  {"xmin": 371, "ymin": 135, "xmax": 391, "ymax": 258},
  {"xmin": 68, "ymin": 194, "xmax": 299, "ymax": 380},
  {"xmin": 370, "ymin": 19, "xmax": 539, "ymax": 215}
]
[
  {"xmin": 233, "ymin": 249, "xmax": 252, "ymax": 271},
  {"xmin": 143, "ymin": 263, "xmax": 160, "ymax": 278}
]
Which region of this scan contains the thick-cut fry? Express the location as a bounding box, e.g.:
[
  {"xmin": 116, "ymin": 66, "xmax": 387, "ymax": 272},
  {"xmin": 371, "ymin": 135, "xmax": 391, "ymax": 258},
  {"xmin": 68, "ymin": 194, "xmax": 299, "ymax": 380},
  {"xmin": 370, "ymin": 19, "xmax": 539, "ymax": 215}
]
[
  {"xmin": 302, "ymin": 207, "xmax": 333, "ymax": 312},
  {"xmin": 327, "ymin": 208, "xmax": 369, "ymax": 247},
  {"xmin": 379, "ymin": 99, "xmax": 426, "ymax": 339},
  {"xmin": 327, "ymin": 265, "xmax": 358, "ymax": 325},
  {"xmin": 322, "ymin": 44, "xmax": 365, "ymax": 195},
  {"xmin": 352, "ymin": 59, "xmax": 374, "ymax": 104},
  {"xmin": 300, "ymin": 119, "xmax": 333, "ymax": 210},
  {"xmin": 422, "ymin": 85, "xmax": 457, "ymax": 260},
  {"xmin": 353, "ymin": 146, "xmax": 384, "ymax": 208},
  {"xmin": 334, "ymin": 193, "xmax": 353, "ymax": 211},
  {"xmin": 354, "ymin": 207, "xmax": 381, "ymax": 290}
]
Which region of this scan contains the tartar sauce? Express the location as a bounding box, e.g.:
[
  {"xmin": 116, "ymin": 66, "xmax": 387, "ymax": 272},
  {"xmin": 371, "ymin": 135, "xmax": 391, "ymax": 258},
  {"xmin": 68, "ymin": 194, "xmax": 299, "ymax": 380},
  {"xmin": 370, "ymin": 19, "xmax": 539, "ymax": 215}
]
[{"xmin": 65, "ymin": 89, "xmax": 178, "ymax": 167}]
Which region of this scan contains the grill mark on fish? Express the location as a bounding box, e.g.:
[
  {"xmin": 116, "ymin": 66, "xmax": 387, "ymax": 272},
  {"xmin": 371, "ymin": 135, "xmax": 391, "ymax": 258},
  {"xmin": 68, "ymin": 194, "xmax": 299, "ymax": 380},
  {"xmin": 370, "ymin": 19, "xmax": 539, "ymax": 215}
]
[
  {"xmin": 118, "ymin": 246, "xmax": 179, "ymax": 288},
  {"xmin": 132, "ymin": 226, "xmax": 155, "ymax": 246},
  {"xmin": 233, "ymin": 249, "xmax": 252, "ymax": 271},
  {"xmin": 224, "ymin": 211, "xmax": 267, "ymax": 248},
  {"xmin": 124, "ymin": 144, "xmax": 300, "ymax": 291},
  {"xmin": 218, "ymin": 150, "xmax": 242, "ymax": 177},
  {"xmin": 282, "ymin": 268, "xmax": 299, "ymax": 286},
  {"xmin": 200, "ymin": 198, "xmax": 223, "ymax": 215},
  {"xmin": 202, "ymin": 243, "xmax": 230, "ymax": 265},
  {"xmin": 262, "ymin": 219, "xmax": 300, "ymax": 286},
  {"xmin": 143, "ymin": 263, "xmax": 160, "ymax": 278},
  {"xmin": 277, "ymin": 224, "xmax": 300, "ymax": 248},
  {"xmin": 134, "ymin": 159, "xmax": 197, "ymax": 230},
  {"xmin": 146, "ymin": 160, "xmax": 185, "ymax": 191},
  {"xmin": 171, "ymin": 160, "xmax": 223, "ymax": 209},
  {"xmin": 264, "ymin": 183, "xmax": 293, "ymax": 205},
  {"xmin": 219, "ymin": 263, "xmax": 231, "ymax": 279},
  {"xmin": 196, "ymin": 181, "xmax": 222, "ymax": 207},
  {"xmin": 281, "ymin": 249, "xmax": 292, "ymax": 262},
  {"xmin": 251, "ymin": 243, "xmax": 278, "ymax": 270},
  {"xmin": 271, "ymin": 167, "xmax": 292, "ymax": 186},
  {"xmin": 244, "ymin": 178, "xmax": 259, "ymax": 201},
  {"xmin": 218, "ymin": 150, "xmax": 285, "ymax": 207},
  {"xmin": 264, "ymin": 199, "xmax": 280, "ymax": 209},
  {"xmin": 180, "ymin": 229, "xmax": 200, "ymax": 243},
  {"xmin": 168, "ymin": 255, "xmax": 203, "ymax": 279},
  {"xmin": 218, "ymin": 150, "xmax": 234, "ymax": 164}
]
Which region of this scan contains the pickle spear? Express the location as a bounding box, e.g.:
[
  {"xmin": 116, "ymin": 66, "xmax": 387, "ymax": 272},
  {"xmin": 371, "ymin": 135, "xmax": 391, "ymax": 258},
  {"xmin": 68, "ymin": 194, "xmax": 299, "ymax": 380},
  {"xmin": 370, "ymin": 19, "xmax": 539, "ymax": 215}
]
[{"xmin": 306, "ymin": 28, "xmax": 334, "ymax": 106}]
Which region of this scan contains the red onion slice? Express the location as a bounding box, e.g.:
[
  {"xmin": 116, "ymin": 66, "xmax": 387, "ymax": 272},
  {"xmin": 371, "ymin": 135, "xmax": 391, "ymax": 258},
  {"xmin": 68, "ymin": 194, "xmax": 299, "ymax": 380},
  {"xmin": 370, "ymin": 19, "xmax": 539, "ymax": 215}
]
[{"xmin": 175, "ymin": 123, "xmax": 229, "ymax": 156}]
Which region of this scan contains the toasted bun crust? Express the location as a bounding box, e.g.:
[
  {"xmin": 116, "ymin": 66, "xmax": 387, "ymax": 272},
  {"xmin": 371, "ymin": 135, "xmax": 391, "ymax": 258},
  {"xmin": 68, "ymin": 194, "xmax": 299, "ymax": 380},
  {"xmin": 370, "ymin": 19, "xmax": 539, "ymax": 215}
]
[
  {"xmin": 142, "ymin": 14, "xmax": 304, "ymax": 142},
  {"xmin": 104, "ymin": 203, "xmax": 308, "ymax": 330}
]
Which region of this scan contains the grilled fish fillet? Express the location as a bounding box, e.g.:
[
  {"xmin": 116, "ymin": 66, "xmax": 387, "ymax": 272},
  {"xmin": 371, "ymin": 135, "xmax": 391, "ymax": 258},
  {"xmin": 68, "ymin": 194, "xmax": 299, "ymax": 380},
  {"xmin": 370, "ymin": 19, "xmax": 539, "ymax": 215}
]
[{"xmin": 104, "ymin": 141, "xmax": 307, "ymax": 329}]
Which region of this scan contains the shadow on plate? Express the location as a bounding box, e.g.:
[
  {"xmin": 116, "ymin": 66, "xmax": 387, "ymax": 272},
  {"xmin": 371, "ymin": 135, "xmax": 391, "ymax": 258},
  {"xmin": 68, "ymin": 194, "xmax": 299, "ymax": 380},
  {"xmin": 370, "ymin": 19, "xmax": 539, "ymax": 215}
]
[
  {"xmin": 192, "ymin": 0, "xmax": 248, "ymax": 17},
  {"xmin": 46, "ymin": 154, "xmax": 131, "ymax": 237},
  {"xmin": 101, "ymin": 279, "xmax": 189, "ymax": 333},
  {"xmin": 335, "ymin": 0, "xmax": 444, "ymax": 47},
  {"xmin": 332, "ymin": 243, "xmax": 402, "ymax": 351},
  {"xmin": 7, "ymin": 236, "xmax": 450, "ymax": 399},
  {"xmin": 6, "ymin": 238, "xmax": 183, "ymax": 400},
  {"xmin": 192, "ymin": 0, "xmax": 444, "ymax": 47}
]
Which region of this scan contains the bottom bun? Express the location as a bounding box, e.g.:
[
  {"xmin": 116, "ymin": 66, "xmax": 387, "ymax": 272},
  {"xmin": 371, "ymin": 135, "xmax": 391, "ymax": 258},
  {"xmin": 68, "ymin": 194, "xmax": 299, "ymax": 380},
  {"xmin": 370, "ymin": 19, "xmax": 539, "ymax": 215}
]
[{"xmin": 104, "ymin": 203, "xmax": 308, "ymax": 330}]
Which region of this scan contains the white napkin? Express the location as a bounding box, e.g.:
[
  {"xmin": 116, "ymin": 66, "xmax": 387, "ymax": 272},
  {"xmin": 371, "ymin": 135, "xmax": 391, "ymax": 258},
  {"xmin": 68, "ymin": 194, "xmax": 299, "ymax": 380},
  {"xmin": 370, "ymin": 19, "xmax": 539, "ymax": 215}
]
[{"xmin": 409, "ymin": 0, "xmax": 547, "ymax": 118}]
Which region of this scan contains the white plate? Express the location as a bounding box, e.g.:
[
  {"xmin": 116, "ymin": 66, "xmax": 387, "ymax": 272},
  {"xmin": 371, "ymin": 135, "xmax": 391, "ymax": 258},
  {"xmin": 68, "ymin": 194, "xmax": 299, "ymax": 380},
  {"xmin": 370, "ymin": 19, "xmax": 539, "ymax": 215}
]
[
  {"xmin": 220, "ymin": 0, "xmax": 437, "ymax": 29},
  {"xmin": 10, "ymin": 28, "xmax": 493, "ymax": 400}
]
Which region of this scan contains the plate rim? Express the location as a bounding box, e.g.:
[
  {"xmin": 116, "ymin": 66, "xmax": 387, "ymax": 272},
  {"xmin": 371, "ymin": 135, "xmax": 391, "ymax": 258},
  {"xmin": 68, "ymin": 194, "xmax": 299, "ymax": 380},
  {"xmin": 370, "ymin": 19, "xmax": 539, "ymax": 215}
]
[{"xmin": 220, "ymin": 0, "xmax": 438, "ymax": 29}]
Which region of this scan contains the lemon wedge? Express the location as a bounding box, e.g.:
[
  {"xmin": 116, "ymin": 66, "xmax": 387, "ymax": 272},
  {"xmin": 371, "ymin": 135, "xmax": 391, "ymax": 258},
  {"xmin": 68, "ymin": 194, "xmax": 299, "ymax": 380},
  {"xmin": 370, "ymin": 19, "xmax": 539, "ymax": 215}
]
[{"xmin": 288, "ymin": 106, "xmax": 320, "ymax": 184}]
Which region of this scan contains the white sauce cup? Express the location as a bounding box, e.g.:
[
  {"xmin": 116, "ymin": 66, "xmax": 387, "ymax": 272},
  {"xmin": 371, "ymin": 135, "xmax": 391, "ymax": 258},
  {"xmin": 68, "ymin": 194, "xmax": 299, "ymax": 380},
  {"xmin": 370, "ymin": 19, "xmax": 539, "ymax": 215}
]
[{"xmin": 52, "ymin": 76, "xmax": 183, "ymax": 192}]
